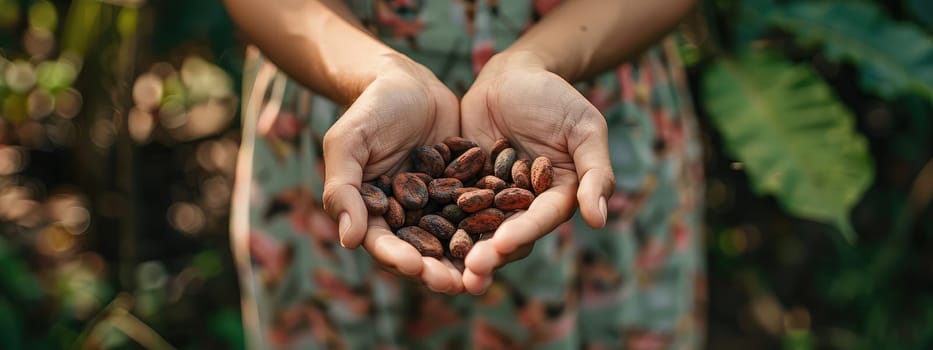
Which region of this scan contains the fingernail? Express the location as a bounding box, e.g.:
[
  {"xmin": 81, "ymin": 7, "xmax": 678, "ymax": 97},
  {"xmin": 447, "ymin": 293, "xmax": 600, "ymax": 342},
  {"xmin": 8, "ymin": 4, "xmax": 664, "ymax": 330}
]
[
  {"xmin": 598, "ymin": 196, "xmax": 608, "ymax": 226},
  {"xmin": 338, "ymin": 212, "xmax": 350, "ymax": 248}
]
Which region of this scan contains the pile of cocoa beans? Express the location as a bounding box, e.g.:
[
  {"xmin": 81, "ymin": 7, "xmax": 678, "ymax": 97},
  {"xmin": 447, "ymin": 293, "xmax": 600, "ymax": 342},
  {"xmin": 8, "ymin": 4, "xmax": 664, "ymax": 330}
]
[{"xmin": 359, "ymin": 137, "xmax": 554, "ymax": 260}]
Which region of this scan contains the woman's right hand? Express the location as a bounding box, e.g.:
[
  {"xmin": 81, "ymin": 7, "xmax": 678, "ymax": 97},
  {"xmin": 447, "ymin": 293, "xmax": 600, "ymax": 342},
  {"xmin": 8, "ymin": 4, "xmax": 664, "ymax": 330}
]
[{"xmin": 322, "ymin": 54, "xmax": 465, "ymax": 294}]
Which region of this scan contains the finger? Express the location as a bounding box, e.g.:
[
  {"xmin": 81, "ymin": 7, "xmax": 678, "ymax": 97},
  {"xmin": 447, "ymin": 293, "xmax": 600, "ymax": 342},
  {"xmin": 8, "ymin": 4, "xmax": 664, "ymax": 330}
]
[
  {"xmin": 440, "ymin": 259, "xmax": 465, "ymax": 295},
  {"xmin": 568, "ymin": 114, "xmax": 615, "ymax": 229},
  {"xmin": 463, "ymin": 268, "xmax": 493, "ymax": 295},
  {"xmin": 421, "ymin": 258, "xmax": 455, "ymax": 293},
  {"xmin": 465, "ymin": 172, "xmax": 576, "ymax": 276},
  {"xmin": 362, "ymin": 217, "xmax": 424, "ymax": 276},
  {"xmin": 322, "ymin": 127, "xmax": 371, "ymax": 248}
]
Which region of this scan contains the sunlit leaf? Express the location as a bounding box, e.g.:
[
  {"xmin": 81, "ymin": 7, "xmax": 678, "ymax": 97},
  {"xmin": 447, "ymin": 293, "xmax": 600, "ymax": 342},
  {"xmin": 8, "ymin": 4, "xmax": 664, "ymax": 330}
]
[
  {"xmin": 702, "ymin": 51, "xmax": 874, "ymax": 241},
  {"xmin": 772, "ymin": 2, "xmax": 933, "ymax": 102}
]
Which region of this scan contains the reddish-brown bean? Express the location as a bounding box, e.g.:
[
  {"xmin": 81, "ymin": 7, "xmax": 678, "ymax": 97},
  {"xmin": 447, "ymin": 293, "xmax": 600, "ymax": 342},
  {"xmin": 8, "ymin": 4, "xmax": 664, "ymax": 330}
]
[
  {"xmin": 531, "ymin": 156, "xmax": 554, "ymax": 195},
  {"xmin": 511, "ymin": 159, "xmax": 532, "ymax": 190},
  {"xmin": 457, "ymin": 189, "xmax": 495, "ymax": 213},
  {"xmin": 459, "ymin": 208, "xmax": 505, "ymax": 234},
  {"xmin": 418, "ymin": 214, "xmax": 457, "ymax": 240},
  {"xmin": 384, "ymin": 197, "xmax": 405, "ymax": 229},
  {"xmin": 427, "ymin": 178, "xmax": 463, "ymax": 203},
  {"xmin": 444, "ymin": 147, "xmax": 486, "ymax": 181},
  {"xmin": 392, "ymin": 173, "xmax": 429, "ymax": 210},
  {"xmin": 359, "ymin": 183, "xmax": 389, "ymax": 215},
  {"xmin": 494, "ymin": 187, "xmax": 534, "ymax": 211},
  {"xmin": 397, "ymin": 226, "xmax": 443, "ymax": 258}
]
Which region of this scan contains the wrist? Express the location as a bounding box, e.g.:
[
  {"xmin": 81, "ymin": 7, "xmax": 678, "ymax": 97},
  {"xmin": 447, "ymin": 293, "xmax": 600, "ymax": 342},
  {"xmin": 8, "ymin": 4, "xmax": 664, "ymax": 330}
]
[{"xmin": 484, "ymin": 48, "xmax": 581, "ymax": 82}]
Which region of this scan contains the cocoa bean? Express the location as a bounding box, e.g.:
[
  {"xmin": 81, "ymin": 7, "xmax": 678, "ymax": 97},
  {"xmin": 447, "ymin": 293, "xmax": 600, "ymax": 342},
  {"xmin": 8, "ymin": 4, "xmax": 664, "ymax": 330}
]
[
  {"xmin": 384, "ymin": 197, "xmax": 405, "ymax": 229},
  {"xmin": 373, "ymin": 174, "xmax": 393, "ymax": 196},
  {"xmin": 397, "ymin": 226, "xmax": 443, "ymax": 258},
  {"xmin": 449, "ymin": 229, "xmax": 473, "ymax": 259},
  {"xmin": 418, "ymin": 214, "xmax": 457, "ymax": 240},
  {"xmin": 511, "ymin": 159, "xmax": 532, "ymax": 190},
  {"xmin": 490, "ymin": 138, "xmax": 511, "ymax": 159},
  {"xmin": 494, "ymin": 187, "xmax": 534, "ymax": 211},
  {"xmin": 359, "ymin": 183, "xmax": 388, "ymax": 216},
  {"xmin": 459, "ymin": 208, "xmax": 505, "ymax": 234},
  {"xmin": 443, "ymin": 136, "xmax": 479, "ymax": 153},
  {"xmin": 439, "ymin": 204, "xmax": 467, "ymax": 223},
  {"xmin": 392, "ymin": 173, "xmax": 429, "ymax": 210},
  {"xmin": 531, "ymin": 156, "xmax": 554, "ymax": 195},
  {"xmin": 443, "ymin": 147, "xmax": 486, "ymax": 181},
  {"xmin": 434, "ymin": 143, "xmax": 452, "ymax": 164},
  {"xmin": 452, "ymin": 187, "xmax": 480, "ymax": 201},
  {"xmin": 427, "ymin": 178, "xmax": 463, "ymax": 203},
  {"xmin": 494, "ymin": 148, "xmax": 516, "ymax": 181},
  {"xmin": 411, "ymin": 146, "xmax": 445, "ymax": 178},
  {"xmin": 411, "ymin": 172, "xmax": 434, "ymax": 185},
  {"xmin": 475, "ymin": 175, "xmax": 507, "ymax": 192},
  {"xmin": 457, "ymin": 189, "xmax": 495, "ymax": 213}
]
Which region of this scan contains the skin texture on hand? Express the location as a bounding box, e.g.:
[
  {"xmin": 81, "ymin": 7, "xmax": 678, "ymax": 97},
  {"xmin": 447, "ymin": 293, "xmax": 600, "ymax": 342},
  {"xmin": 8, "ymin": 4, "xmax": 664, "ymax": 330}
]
[
  {"xmin": 321, "ymin": 55, "xmax": 465, "ymax": 294},
  {"xmin": 459, "ymin": 53, "xmax": 616, "ymax": 295}
]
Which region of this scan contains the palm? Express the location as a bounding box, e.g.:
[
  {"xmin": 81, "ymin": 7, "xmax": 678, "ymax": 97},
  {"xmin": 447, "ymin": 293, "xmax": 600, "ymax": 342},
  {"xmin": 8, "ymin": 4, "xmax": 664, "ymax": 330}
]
[{"xmin": 459, "ymin": 66, "xmax": 614, "ymax": 294}]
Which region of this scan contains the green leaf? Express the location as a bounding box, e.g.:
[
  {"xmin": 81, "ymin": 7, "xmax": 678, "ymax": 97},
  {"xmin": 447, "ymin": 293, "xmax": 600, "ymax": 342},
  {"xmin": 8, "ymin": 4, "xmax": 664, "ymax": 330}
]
[
  {"xmin": 702, "ymin": 51, "xmax": 874, "ymax": 241},
  {"xmin": 771, "ymin": 2, "xmax": 933, "ymax": 102}
]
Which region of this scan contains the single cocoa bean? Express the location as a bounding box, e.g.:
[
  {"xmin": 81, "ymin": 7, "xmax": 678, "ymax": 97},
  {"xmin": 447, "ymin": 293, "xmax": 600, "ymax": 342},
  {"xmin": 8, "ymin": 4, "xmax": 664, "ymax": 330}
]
[
  {"xmin": 443, "ymin": 136, "xmax": 479, "ymax": 153},
  {"xmin": 459, "ymin": 208, "xmax": 505, "ymax": 234},
  {"xmin": 452, "ymin": 187, "xmax": 480, "ymax": 201},
  {"xmin": 359, "ymin": 183, "xmax": 388, "ymax": 215},
  {"xmin": 494, "ymin": 148, "xmax": 516, "ymax": 181},
  {"xmin": 384, "ymin": 197, "xmax": 405, "ymax": 229},
  {"xmin": 444, "ymin": 147, "xmax": 486, "ymax": 181},
  {"xmin": 449, "ymin": 229, "xmax": 473, "ymax": 259},
  {"xmin": 418, "ymin": 214, "xmax": 457, "ymax": 240},
  {"xmin": 411, "ymin": 146, "xmax": 445, "ymax": 178},
  {"xmin": 494, "ymin": 187, "xmax": 534, "ymax": 211},
  {"xmin": 392, "ymin": 173, "xmax": 428, "ymax": 210},
  {"xmin": 411, "ymin": 172, "xmax": 433, "ymax": 185},
  {"xmin": 457, "ymin": 189, "xmax": 495, "ymax": 213},
  {"xmin": 531, "ymin": 156, "xmax": 554, "ymax": 195},
  {"xmin": 475, "ymin": 175, "xmax": 507, "ymax": 192},
  {"xmin": 404, "ymin": 208, "xmax": 423, "ymax": 227},
  {"xmin": 490, "ymin": 138, "xmax": 511, "ymax": 159},
  {"xmin": 397, "ymin": 226, "xmax": 443, "ymax": 258},
  {"xmin": 439, "ymin": 204, "xmax": 467, "ymax": 223},
  {"xmin": 511, "ymin": 159, "xmax": 532, "ymax": 190},
  {"xmin": 482, "ymin": 156, "xmax": 494, "ymax": 178},
  {"xmin": 373, "ymin": 174, "xmax": 393, "ymax": 196},
  {"xmin": 427, "ymin": 178, "xmax": 463, "ymax": 203},
  {"xmin": 434, "ymin": 143, "xmax": 452, "ymax": 164}
]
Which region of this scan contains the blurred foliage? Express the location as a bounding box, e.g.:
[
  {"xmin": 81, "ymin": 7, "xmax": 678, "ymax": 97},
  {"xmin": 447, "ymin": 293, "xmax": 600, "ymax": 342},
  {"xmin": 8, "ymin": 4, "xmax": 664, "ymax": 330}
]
[{"xmin": 0, "ymin": 0, "xmax": 930, "ymax": 349}]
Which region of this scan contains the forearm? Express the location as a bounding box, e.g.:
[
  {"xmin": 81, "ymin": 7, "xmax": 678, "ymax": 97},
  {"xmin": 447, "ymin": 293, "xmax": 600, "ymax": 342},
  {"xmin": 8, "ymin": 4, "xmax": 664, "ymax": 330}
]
[
  {"xmin": 503, "ymin": 0, "xmax": 697, "ymax": 82},
  {"xmin": 223, "ymin": 0, "xmax": 397, "ymax": 104}
]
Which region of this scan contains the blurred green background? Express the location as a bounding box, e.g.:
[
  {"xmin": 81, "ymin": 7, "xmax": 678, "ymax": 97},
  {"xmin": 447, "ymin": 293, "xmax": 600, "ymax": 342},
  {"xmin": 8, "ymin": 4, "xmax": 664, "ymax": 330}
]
[{"xmin": 0, "ymin": 0, "xmax": 931, "ymax": 349}]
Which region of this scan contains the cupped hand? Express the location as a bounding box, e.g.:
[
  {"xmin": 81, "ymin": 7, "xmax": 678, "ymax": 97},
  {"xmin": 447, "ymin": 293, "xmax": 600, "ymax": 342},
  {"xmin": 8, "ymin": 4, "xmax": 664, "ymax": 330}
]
[
  {"xmin": 459, "ymin": 52, "xmax": 616, "ymax": 294},
  {"xmin": 322, "ymin": 54, "xmax": 464, "ymax": 294}
]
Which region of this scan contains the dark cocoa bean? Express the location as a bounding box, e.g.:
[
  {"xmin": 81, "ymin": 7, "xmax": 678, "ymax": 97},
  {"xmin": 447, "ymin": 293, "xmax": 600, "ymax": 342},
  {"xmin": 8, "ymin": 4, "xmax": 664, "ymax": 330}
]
[
  {"xmin": 411, "ymin": 146, "xmax": 445, "ymax": 178},
  {"xmin": 459, "ymin": 208, "xmax": 505, "ymax": 234},
  {"xmin": 494, "ymin": 187, "xmax": 534, "ymax": 211},
  {"xmin": 490, "ymin": 138, "xmax": 511, "ymax": 159},
  {"xmin": 384, "ymin": 197, "xmax": 405, "ymax": 229},
  {"xmin": 457, "ymin": 189, "xmax": 495, "ymax": 213},
  {"xmin": 475, "ymin": 175, "xmax": 507, "ymax": 192},
  {"xmin": 434, "ymin": 143, "xmax": 452, "ymax": 164},
  {"xmin": 373, "ymin": 174, "xmax": 393, "ymax": 196},
  {"xmin": 397, "ymin": 226, "xmax": 443, "ymax": 258},
  {"xmin": 418, "ymin": 214, "xmax": 457, "ymax": 240},
  {"xmin": 443, "ymin": 147, "xmax": 486, "ymax": 181},
  {"xmin": 427, "ymin": 178, "xmax": 463, "ymax": 203},
  {"xmin": 494, "ymin": 148, "xmax": 516, "ymax": 181},
  {"xmin": 359, "ymin": 183, "xmax": 388, "ymax": 215},
  {"xmin": 443, "ymin": 136, "xmax": 479, "ymax": 153},
  {"xmin": 392, "ymin": 173, "xmax": 428, "ymax": 210},
  {"xmin": 439, "ymin": 204, "xmax": 467, "ymax": 223}
]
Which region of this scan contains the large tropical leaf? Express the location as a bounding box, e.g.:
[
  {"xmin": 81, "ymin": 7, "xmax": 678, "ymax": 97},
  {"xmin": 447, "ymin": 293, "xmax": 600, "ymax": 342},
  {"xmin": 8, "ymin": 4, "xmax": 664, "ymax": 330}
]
[
  {"xmin": 702, "ymin": 51, "xmax": 874, "ymax": 241},
  {"xmin": 770, "ymin": 2, "xmax": 933, "ymax": 102}
]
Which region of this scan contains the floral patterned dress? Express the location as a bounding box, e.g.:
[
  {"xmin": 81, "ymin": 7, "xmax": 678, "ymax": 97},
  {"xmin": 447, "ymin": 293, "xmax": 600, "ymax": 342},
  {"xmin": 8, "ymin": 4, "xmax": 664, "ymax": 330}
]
[{"xmin": 231, "ymin": 1, "xmax": 706, "ymax": 349}]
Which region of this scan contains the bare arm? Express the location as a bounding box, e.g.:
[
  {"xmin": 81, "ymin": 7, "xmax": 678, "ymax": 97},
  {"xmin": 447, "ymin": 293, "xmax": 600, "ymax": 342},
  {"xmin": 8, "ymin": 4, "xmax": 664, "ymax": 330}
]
[
  {"xmin": 222, "ymin": 0, "xmax": 396, "ymax": 104},
  {"xmin": 504, "ymin": 0, "xmax": 698, "ymax": 81}
]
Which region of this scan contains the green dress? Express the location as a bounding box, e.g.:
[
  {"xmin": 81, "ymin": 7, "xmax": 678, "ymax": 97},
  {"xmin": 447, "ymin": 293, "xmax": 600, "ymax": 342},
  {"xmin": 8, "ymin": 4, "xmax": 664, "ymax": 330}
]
[{"xmin": 231, "ymin": 1, "xmax": 706, "ymax": 348}]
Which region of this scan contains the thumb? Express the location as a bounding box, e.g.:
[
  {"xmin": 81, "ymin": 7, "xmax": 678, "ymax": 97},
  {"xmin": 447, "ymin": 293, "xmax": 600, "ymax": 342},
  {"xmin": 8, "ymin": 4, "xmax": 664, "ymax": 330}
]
[
  {"xmin": 322, "ymin": 126, "xmax": 371, "ymax": 249},
  {"xmin": 568, "ymin": 110, "xmax": 615, "ymax": 229}
]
